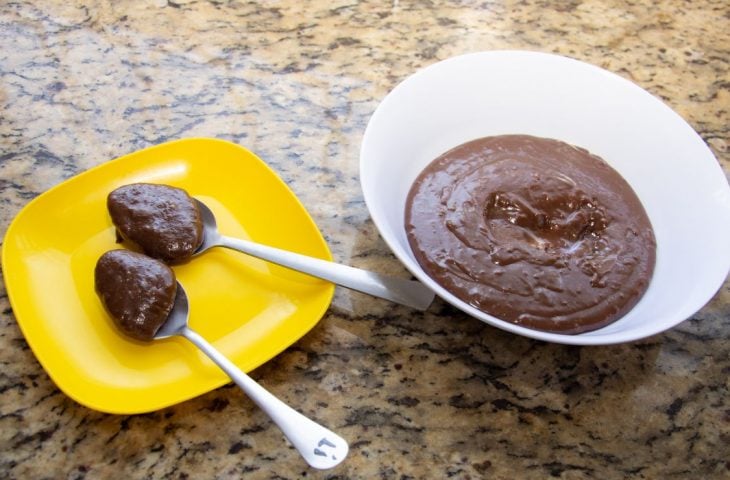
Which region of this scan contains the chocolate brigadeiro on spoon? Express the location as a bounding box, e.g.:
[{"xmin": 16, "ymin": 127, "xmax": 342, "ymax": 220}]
[
  {"xmin": 93, "ymin": 250, "xmax": 350, "ymax": 469},
  {"xmin": 108, "ymin": 183, "xmax": 204, "ymax": 264},
  {"xmin": 95, "ymin": 249, "xmax": 177, "ymax": 342}
]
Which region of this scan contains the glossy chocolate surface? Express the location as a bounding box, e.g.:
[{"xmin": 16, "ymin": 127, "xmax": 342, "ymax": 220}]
[
  {"xmin": 406, "ymin": 135, "xmax": 656, "ymax": 333},
  {"xmin": 108, "ymin": 183, "xmax": 203, "ymax": 263},
  {"xmin": 95, "ymin": 249, "xmax": 177, "ymax": 341}
]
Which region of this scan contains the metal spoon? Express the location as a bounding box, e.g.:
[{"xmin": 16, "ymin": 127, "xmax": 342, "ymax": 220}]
[
  {"xmin": 155, "ymin": 281, "xmax": 348, "ymax": 470},
  {"xmin": 192, "ymin": 199, "xmax": 435, "ymax": 310}
]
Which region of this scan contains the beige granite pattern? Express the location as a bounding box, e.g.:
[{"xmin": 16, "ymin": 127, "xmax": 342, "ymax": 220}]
[{"xmin": 1, "ymin": 1, "xmax": 729, "ymax": 478}]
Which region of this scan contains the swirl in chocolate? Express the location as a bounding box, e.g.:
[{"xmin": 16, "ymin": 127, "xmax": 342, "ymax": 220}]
[{"xmin": 405, "ymin": 135, "xmax": 656, "ymax": 334}]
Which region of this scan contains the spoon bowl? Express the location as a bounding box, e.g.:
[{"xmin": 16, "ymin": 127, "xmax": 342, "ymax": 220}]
[
  {"xmin": 192, "ymin": 198, "xmax": 435, "ymax": 310},
  {"xmin": 156, "ymin": 281, "xmax": 349, "ymax": 470}
]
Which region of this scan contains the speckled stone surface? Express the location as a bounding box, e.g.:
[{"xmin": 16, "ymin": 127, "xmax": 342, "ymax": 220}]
[{"xmin": 1, "ymin": 1, "xmax": 729, "ymax": 479}]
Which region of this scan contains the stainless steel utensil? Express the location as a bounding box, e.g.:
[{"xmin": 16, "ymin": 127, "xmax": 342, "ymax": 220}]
[
  {"xmin": 193, "ymin": 199, "xmax": 434, "ymax": 310},
  {"xmin": 155, "ymin": 281, "xmax": 349, "ymax": 470}
]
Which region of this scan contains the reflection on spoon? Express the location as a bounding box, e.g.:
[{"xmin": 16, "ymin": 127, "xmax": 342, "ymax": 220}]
[
  {"xmin": 156, "ymin": 281, "xmax": 349, "ymax": 470},
  {"xmin": 191, "ymin": 198, "xmax": 434, "ymax": 310}
]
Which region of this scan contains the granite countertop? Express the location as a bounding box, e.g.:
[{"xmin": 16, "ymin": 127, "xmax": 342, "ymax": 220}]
[{"xmin": 1, "ymin": 1, "xmax": 728, "ymax": 478}]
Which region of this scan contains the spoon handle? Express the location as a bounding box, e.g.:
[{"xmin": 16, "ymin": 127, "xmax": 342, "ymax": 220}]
[
  {"xmin": 180, "ymin": 326, "xmax": 349, "ymax": 470},
  {"xmin": 219, "ymin": 236, "xmax": 435, "ymax": 310}
]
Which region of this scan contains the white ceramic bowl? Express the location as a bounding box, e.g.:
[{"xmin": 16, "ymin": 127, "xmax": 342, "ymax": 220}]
[{"xmin": 360, "ymin": 50, "xmax": 730, "ymax": 345}]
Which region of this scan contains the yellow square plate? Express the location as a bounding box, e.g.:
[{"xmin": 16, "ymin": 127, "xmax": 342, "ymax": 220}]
[{"xmin": 2, "ymin": 138, "xmax": 334, "ymax": 414}]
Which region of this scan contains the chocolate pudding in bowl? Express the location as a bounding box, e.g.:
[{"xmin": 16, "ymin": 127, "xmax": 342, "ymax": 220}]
[
  {"xmin": 405, "ymin": 135, "xmax": 656, "ymax": 334},
  {"xmin": 360, "ymin": 51, "xmax": 730, "ymax": 345}
]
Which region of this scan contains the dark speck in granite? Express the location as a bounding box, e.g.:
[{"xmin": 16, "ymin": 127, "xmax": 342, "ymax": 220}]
[{"xmin": 1, "ymin": 1, "xmax": 729, "ymax": 479}]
